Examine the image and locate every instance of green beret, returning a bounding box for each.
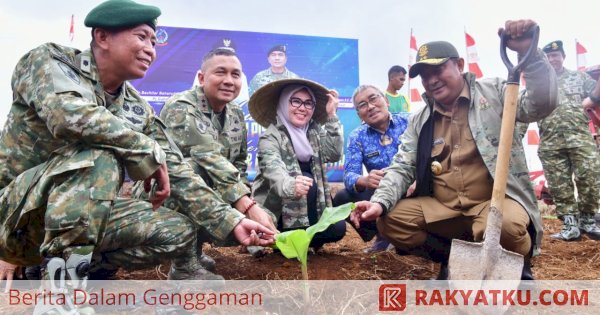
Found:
[543,40,564,55]
[409,41,460,78]
[84,0,161,31]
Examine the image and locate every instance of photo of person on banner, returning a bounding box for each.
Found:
[249,45,300,95]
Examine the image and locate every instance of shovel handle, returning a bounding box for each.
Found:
[500,25,540,83]
[489,85,519,212]
[485,27,539,244]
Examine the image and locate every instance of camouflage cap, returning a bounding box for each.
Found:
[542,40,564,55]
[249,78,330,128]
[268,45,287,56]
[84,0,161,31]
[408,41,460,78]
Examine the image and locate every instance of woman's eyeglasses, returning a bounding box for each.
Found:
[289,97,316,110]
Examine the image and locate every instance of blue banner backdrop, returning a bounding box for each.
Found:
[131,26,360,182]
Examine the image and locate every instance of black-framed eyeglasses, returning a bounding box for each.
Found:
[289,97,316,110]
[356,94,382,111]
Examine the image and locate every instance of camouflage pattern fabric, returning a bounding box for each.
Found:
[0,43,243,266]
[252,117,343,229]
[371,50,558,255]
[539,147,600,218]
[538,68,600,218]
[538,69,597,150]
[88,198,196,271]
[248,68,299,95]
[160,86,250,204]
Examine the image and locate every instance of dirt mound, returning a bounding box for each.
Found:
[116,217,600,280]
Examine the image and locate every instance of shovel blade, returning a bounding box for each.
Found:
[448,239,524,280]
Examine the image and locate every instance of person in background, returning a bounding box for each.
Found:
[249,45,299,95]
[250,78,345,250]
[583,78,600,150]
[540,40,600,241]
[385,65,411,113]
[333,84,410,253]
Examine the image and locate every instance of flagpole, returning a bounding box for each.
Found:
[407,28,412,96]
[69,14,75,44]
[464,26,469,65]
[575,38,579,70]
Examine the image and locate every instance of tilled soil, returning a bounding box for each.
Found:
[116,217,600,281]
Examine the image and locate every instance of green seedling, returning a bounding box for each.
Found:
[273,202,355,313]
[274,202,356,280]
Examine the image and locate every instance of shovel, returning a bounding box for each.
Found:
[448,25,540,280]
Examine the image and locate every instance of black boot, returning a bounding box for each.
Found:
[87,253,119,280]
[396,234,451,280]
[25,265,41,280]
[521,254,534,280]
[436,260,449,280]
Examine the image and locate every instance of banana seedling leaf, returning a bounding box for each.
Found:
[274,203,355,259]
[274,229,310,266]
[273,203,356,279]
[306,202,356,239]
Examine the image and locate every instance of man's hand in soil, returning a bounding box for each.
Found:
[350,201,383,229]
[0,259,22,292]
[233,218,275,246]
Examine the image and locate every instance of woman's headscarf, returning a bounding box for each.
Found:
[276,84,316,162]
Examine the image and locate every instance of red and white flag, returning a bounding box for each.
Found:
[407,29,423,102]
[465,31,483,78]
[576,40,587,71]
[69,15,75,43]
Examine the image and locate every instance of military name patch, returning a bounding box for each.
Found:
[366,151,380,158]
[126,116,143,125]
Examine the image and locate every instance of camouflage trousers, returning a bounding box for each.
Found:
[0,147,196,269]
[539,145,600,218]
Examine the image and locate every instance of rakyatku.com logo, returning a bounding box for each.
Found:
[379,284,407,312]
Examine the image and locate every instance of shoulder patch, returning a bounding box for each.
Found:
[58,62,80,85]
[196,118,208,134]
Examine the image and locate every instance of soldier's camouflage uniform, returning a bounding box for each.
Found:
[160,86,250,204]
[252,117,343,229]
[248,68,299,96]
[537,68,600,219]
[0,43,244,268]
[371,51,558,255]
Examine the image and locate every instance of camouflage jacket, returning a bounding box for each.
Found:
[160,86,250,204]
[0,43,244,242]
[371,51,558,254]
[538,68,596,151]
[248,68,299,95]
[252,117,343,229]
